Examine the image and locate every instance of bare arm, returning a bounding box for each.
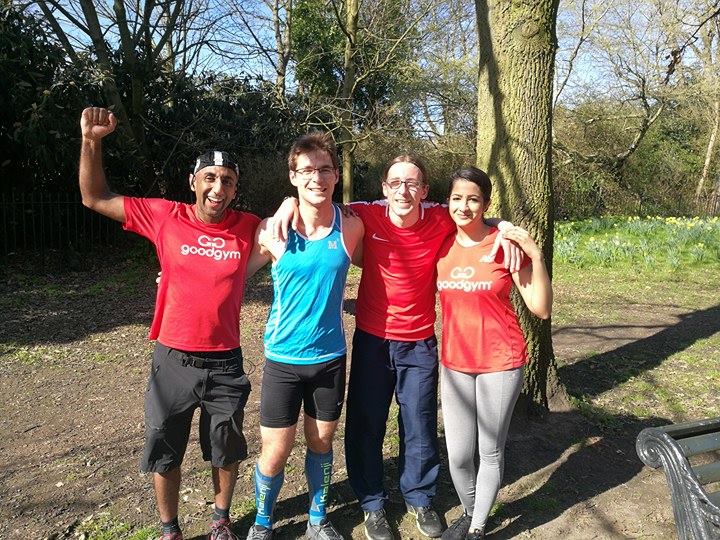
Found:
[341,213,364,267]
[506,227,553,319]
[79,107,125,222]
[246,219,273,279]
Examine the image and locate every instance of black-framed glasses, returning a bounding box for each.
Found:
[294,166,336,178]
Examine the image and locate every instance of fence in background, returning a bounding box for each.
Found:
[0,192,124,255]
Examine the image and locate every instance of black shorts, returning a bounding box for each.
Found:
[141,343,252,473]
[260,356,347,428]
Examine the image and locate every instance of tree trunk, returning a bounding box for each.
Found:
[273,0,292,102]
[711,170,720,215]
[696,99,720,211]
[341,0,359,203]
[474,0,569,413]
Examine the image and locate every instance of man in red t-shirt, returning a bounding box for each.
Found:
[79,107,268,540]
[343,156,450,539]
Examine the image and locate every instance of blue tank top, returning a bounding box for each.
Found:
[264,205,351,364]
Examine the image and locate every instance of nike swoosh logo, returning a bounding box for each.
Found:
[372,233,389,242]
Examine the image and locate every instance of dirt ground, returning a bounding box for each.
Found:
[0,250,686,539]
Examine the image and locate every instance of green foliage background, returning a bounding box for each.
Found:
[0,3,715,221]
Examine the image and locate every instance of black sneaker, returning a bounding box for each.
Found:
[363,509,393,540]
[406,503,443,538]
[441,512,472,540]
[306,518,344,540]
[466,529,484,540]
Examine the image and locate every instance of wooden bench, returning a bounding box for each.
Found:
[636,417,720,539]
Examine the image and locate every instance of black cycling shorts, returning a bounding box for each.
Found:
[259,355,346,428]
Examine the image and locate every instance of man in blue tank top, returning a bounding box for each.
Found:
[246,133,364,540]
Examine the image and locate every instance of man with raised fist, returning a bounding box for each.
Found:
[79,106,268,540]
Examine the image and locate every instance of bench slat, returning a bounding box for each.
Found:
[678,432,720,457]
[663,417,720,439]
[692,462,720,485]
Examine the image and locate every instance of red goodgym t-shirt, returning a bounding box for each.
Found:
[352,201,454,341]
[123,197,260,351]
[436,228,529,373]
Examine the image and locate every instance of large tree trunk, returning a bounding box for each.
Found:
[474,0,569,413]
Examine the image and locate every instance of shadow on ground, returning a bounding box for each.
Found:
[557,303,720,398]
[0,249,274,347]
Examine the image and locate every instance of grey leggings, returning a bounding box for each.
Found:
[440,365,523,531]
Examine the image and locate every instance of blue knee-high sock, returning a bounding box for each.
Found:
[254,463,284,529]
[306,449,333,525]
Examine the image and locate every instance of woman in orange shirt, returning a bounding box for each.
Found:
[437,167,552,539]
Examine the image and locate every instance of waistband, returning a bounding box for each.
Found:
[157,343,243,369]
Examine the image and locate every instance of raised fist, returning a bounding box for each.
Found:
[81,107,117,141]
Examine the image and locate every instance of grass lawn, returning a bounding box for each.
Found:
[553,216,720,426]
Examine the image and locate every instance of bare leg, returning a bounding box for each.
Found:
[213,463,239,510]
[154,468,181,522]
[303,415,338,453]
[258,425,297,476]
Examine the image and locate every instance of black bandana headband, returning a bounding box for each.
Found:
[193,150,240,178]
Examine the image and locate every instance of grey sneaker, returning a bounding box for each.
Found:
[406,503,443,538]
[306,518,343,540]
[246,524,273,540]
[441,512,471,540]
[363,509,393,540]
[466,530,484,540]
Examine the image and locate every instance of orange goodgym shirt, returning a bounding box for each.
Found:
[123,197,260,351]
[436,228,529,373]
[352,201,455,341]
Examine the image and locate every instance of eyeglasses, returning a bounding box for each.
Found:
[294,166,336,178]
[384,179,424,191]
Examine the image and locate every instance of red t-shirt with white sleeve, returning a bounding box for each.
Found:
[436,228,529,373]
[351,201,455,341]
[123,197,260,351]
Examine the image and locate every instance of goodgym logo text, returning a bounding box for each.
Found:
[437,266,492,292]
[180,235,242,261]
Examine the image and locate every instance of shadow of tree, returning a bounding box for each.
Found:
[488,411,670,538]
[558,304,720,398]
[475,305,720,536]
